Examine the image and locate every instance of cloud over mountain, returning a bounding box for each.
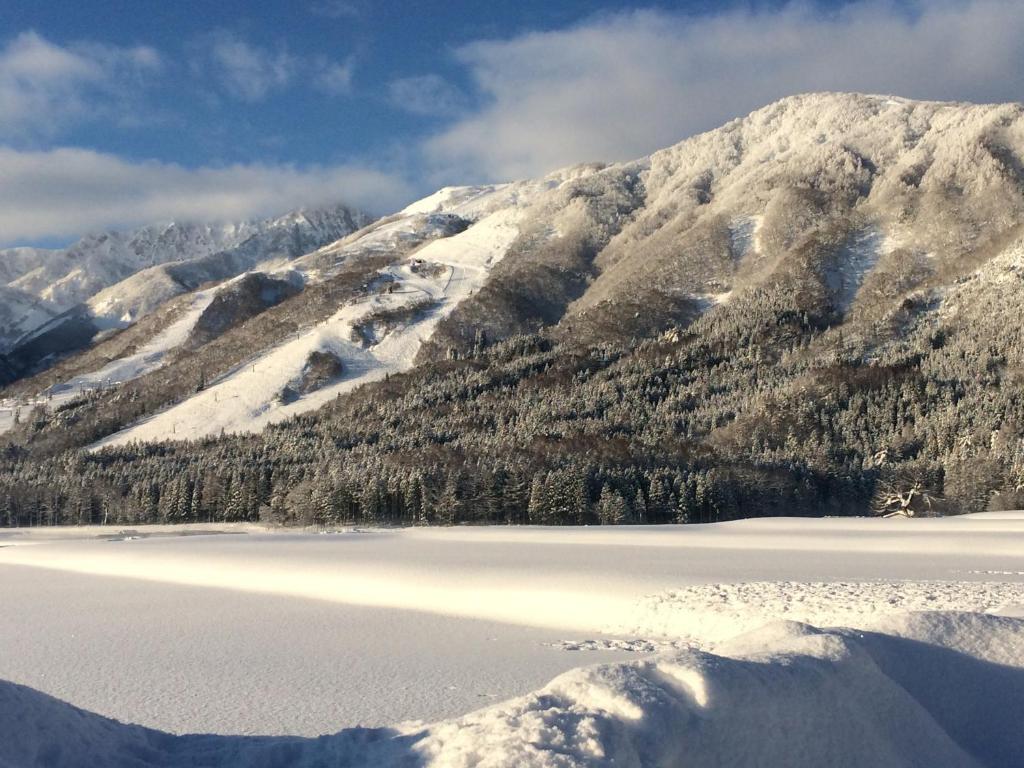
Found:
[0,146,409,242]
[427,0,1024,180]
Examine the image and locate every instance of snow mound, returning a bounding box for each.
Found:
[1,611,1021,767]
[423,613,1022,768]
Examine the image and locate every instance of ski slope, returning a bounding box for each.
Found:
[0,286,223,437]
[48,286,219,398]
[0,513,1023,767]
[92,207,522,445]
[91,170,588,447]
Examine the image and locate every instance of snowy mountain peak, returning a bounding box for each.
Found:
[3,204,370,320]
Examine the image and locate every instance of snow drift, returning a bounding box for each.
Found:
[1,611,1021,767]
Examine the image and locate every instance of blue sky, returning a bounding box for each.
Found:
[1,0,1022,246]
[0,1,756,168]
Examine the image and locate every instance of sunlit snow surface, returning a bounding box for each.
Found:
[0,286,222,437]
[1,514,1023,766]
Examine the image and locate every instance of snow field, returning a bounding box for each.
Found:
[0,564,625,737]
[0,609,1021,766]
[618,579,1024,643]
[2,515,1023,639]
[1,514,1022,766]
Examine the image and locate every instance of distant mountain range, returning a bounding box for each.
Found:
[4,92,1024,524]
[0,205,370,382]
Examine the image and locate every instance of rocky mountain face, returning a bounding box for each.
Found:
[4,93,1024,524]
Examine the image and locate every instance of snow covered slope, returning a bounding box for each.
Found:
[47,286,220,398]
[403,92,1024,352]
[0,286,58,353]
[93,171,587,444]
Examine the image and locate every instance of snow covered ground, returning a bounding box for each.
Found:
[0,564,621,737]
[0,397,48,436]
[1,514,1023,766]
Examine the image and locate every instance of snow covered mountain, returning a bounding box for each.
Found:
[0,286,58,353]
[6,92,1024,457]
[0,247,61,287]
[9,221,260,311]
[84,206,370,326]
[3,205,367,321]
[0,204,369,381]
[430,91,1024,350]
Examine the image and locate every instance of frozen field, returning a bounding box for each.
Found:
[1,515,1023,766]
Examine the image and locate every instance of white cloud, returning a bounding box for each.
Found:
[315,58,355,95]
[388,74,467,117]
[0,146,412,242]
[427,0,1024,181]
[198,32,298,102]
[193,32,355,102]
[0,31,160,138]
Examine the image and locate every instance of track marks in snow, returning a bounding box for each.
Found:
[616,580,1024,643]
